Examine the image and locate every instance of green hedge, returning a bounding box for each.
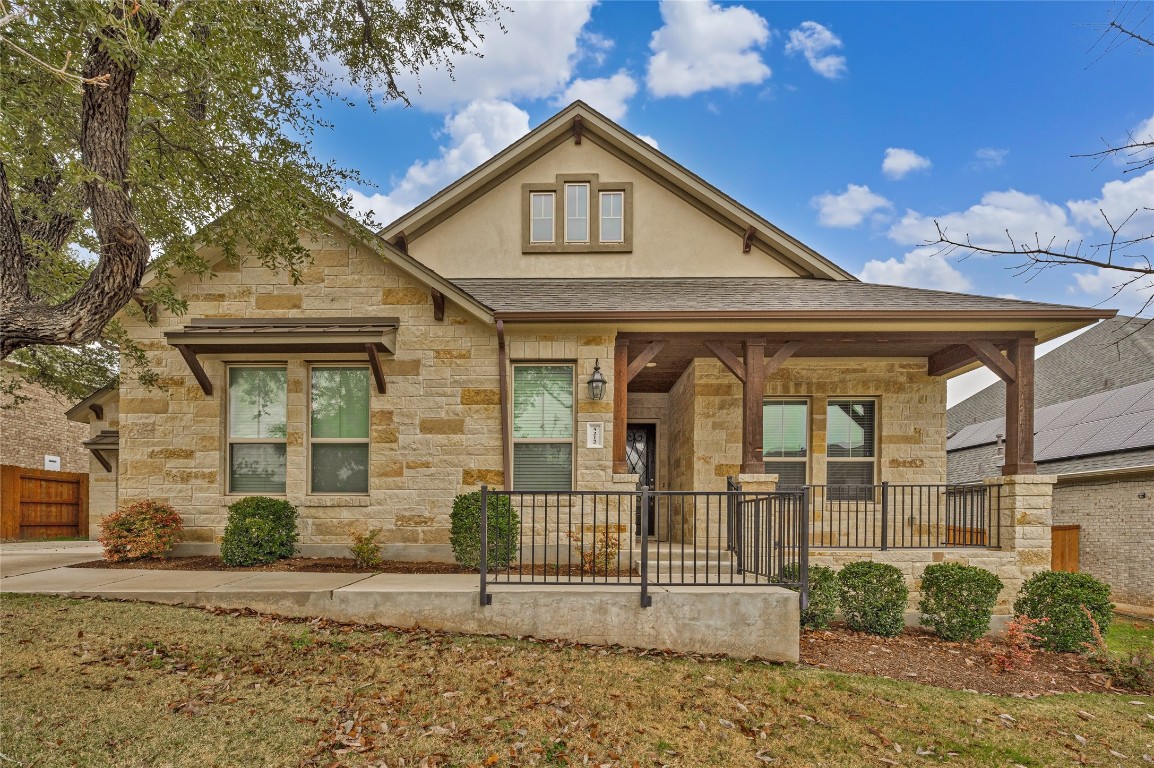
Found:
[1013,571,1114,652]
[781,564,839,630]
[838,561,908,637]
[220,496,298,566]
[918,562,1003,642]
[449,492,519,569]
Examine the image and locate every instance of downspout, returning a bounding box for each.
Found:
[496,319,511,490]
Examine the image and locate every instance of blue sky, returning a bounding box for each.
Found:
[309,1,1153,401]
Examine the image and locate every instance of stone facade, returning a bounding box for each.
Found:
[1052,471,1154,612]
[0,368,89,473]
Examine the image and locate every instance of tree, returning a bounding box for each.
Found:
[928,9,1153,314]
[0,0,504,397]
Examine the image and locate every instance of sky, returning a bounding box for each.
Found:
[307,1,1154,405]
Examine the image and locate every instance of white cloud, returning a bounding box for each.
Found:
[811,184,892,228]
[888,190,1083,251]
[1114,112,1154,168]
[346,100,530,226]
[388,1,596,110]
[637,135,660,149]
[974,147,1008,168]
[784,21,846,79]
[554,71,638,122]
[882,147,931,180]
[1071,267,1154,315]
[646,0,772,98]
[859,249,972,292]
[1067,168,1154,234]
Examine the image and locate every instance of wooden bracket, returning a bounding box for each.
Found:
[742,226,757,254]
[174,345,213,396]
[132,293,158,323]
[91,449,113,473]
[626,340,667,382]
[88,403,104,420]
[927,344,976,378]
[431,289,445,322]
[703,340,746,383]
[764,341,802,377]
[394,231,408,255]
[365,344,387,394]
[966,341,1016,383]
[573,115,584,145]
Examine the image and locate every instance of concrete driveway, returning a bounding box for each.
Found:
[0,540,103,578]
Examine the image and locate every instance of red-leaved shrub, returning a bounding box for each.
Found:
[100,500,184,562]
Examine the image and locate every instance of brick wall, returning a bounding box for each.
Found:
[0,371,89,473]
[1053,472,1154,610]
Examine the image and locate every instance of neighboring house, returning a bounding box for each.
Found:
[1,362,90,473]
[948,317,1154,614]
[69,103,1113,609]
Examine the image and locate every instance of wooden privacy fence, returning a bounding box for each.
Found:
[1051,524,1080,573]
[0,465,88,540]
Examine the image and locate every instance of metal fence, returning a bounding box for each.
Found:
[478,484,808,608]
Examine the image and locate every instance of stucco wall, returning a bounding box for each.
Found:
[1053,472,1154,610]
[0,371,89,473]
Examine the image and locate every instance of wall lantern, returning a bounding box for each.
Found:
[587,359,607,401]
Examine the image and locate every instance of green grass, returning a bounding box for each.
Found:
[1106,616,1154,657]
[1,594,1152,768]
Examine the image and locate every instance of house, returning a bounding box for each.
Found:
[2,362,90,474]
[67,102,1114,609]
[948,317,1154,614]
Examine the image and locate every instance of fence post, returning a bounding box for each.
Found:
[752,486,762,576]
[479,484,492,606]
[640,485,652,608]
[800,487,810,611]
[879,481,889,552]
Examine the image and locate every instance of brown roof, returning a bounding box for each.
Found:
[452,278,1111,319]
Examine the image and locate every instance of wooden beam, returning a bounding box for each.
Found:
[88,403,104,421]
[174,345,213,396]
[742,226,757,254]
[573,114,584,145]
[764,340,802,377]
[613,337,629,474]
[742,339,766,473]
[702,340,746,383]
[1003,337,1037,476]
[431,289,446,322]
[927,344,977,377]
[966,341,1016,383]
[393,231,408,254]
[618,330,1035,344]
[497,320,511,490]
[364,344,387,394]
[626,340,667,382]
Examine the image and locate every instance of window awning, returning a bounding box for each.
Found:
[83,429,119,472]
[164,317,399,396]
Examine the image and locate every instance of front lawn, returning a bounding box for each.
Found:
[1,594,1150,767]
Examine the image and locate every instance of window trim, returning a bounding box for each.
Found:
[510,361,577,491]
[226,363,288,497]
[307,362,371,496]
[762,398,810,488]
[521,175,633,253]
[825,397,879,487]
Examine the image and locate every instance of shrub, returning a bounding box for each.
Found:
[219,496,298,566]
[348,528,384,570]
[100,500,183,562]
[985,615,1048,673]
[918,562,1004,642]
[781,564,839,630]
[1080,607,1154,693]
[1013,571,1114,652]
[449,492,519,569]
[837,561,909,637]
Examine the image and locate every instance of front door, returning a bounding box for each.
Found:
[626,423,657,536]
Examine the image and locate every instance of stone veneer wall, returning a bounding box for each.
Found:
[84,399,119,538]
[626,393,669,490]
[666,363,696,493]
[0,369,90,473]
[1053,472,1154,611]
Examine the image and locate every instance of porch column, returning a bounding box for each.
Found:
[613,337,629,474]
[1003,336,1037,475]
[741,339,766,474]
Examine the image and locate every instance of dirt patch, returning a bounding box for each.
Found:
[799,625,1128,696]
[69,556,471,574]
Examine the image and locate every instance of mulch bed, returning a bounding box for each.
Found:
[799,626,1130,697]
[70,556,471,574]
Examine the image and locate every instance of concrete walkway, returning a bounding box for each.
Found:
[0,545,800,661]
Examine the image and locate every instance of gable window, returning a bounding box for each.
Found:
[512,364,574,491]
[228,366,287,494]
[600,191,624,243]
[529,192,555,243]
[564,183,589,243]
[827,399,877,488]
[763,399,808,490]
[310,366,370,494]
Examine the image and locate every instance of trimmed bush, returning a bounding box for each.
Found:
[348,528,384,570]
[100,500,183,562]
[918,562,1003,642]
[838,561,909,637]
[781,564,839,630]
[1013,571,1114,653]
[450,491,519,569]
[220,496,298,566]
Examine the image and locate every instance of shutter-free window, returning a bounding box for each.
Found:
[827,399,876,490]
[565,183,589,243]
[512,364,574,490]
[310,366,370,494]
[530,192,554,243]
[228,366,287,494]
[599,191,624,243]
[763,400,808,490]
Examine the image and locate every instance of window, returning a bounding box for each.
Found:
[763,400,808,489]
[826,399,877,487]
[529,192,554,243]
[228,366,287,494]
[599,191,624,242]
[512,364,574,491]
[565,183,589,243]
[310,366,370,494]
